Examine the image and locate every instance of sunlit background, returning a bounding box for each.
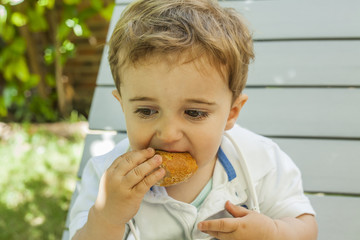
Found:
[0,0,114,239]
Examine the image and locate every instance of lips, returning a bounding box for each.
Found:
[155,149,187,153]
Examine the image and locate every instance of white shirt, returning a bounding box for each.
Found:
[69,124,315,239]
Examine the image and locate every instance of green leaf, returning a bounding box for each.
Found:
[100,3,115,21]
[0,4,7,24]
[7,0,25,6]
[44,46,54,65]
[3,85,18,107]
[63,0,80,5]
[61,39,74,52]
[78,23,91,37]
[27,74,40,88]
[27,8,48,31]
[73,23,82,36]
[37,0,55,9]
[0,24,15,41]
[0,47,12,69]
[65,18,76,28]
[90,0,102,10]
[15,57,30,82]
[10,12,27,27]
[10,37,26,54]
[78,8,96,20]
[45,73,55,87]
[57,22,71,41]
[4,62,14,80]
[0,96,8,117]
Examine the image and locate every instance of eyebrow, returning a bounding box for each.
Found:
[186,99,217,106]
[129,97,157,102]
[128,96,216,106]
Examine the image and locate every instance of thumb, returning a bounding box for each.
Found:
[225,201,250,218]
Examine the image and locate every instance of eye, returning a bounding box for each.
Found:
[134,108,158,118]
[185,110,209,120]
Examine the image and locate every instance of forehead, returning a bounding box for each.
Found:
[119,54,231,101]
[119,51,228,85]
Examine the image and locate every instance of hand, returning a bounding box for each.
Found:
[198,201,278,240]
[93,148,165,226]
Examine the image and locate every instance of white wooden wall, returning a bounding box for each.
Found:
[63,1,360,239]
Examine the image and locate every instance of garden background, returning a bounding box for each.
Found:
[0,0,114,239]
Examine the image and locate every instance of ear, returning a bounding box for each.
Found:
[112,90,124,111]
[225,94,248,130]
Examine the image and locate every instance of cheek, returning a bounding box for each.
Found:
[128,132,150,150]
[193,129,224,165]
[125,120,152,150]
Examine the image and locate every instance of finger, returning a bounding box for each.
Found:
[110,148,155,175]
[124,154,163,186]
[133,166,166,194]
[201,230,232,240]
[198,218,238,233]
[225,201,250,218]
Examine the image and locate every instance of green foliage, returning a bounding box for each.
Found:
[0,122,84,239]
[0,0,114,122]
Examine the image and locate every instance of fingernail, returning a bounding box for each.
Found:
[227,200,234,206]
[158,167,165,175]
[197,222,203,230]
[154,154,162,162]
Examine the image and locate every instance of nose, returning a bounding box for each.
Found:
[156,116,183,144]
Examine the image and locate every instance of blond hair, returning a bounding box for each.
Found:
[108,0,254,99]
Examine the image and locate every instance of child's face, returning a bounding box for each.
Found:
[113,56,247,171]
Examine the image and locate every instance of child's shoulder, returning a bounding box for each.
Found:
[224,124,292,181]
[227,124,278,151]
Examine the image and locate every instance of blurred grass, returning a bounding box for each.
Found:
[0,122,85,240]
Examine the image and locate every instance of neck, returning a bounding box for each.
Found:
[165,156,216,203]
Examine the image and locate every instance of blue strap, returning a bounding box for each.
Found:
[218,147,237,181]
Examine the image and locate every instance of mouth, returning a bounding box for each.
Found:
[155,149,188,154]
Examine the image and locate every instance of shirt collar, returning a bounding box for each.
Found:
[217,147,237,181]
